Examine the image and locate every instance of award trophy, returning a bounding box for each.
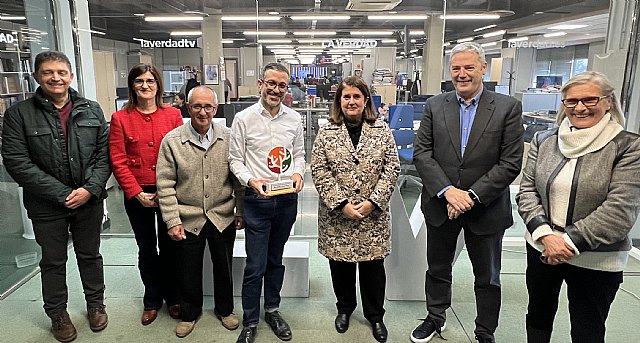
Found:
[263,146,296,195]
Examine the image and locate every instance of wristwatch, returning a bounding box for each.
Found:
[467,190,479,204]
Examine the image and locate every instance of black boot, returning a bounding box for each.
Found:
[526,324,552,343]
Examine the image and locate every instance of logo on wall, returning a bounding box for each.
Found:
[322,39,378,49]
[137,38,199,48]
[267,146,292,174]
[0,32,17,44]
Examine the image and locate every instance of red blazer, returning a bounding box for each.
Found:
[109,105,183,199]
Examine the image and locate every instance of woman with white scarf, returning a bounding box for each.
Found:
[516,71,640,343]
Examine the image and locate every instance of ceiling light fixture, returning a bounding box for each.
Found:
[292,31,336,36]
[145,15,203,22]
[473,24,497,32]
[410,31,425,36]
[297,38,327,43]
[350,31,394,36]
[548,24,588,30]
[77,28,106,35]
[170,31,202,36]
[543,31,567,38]
[257,39,292,43]
[368,14,428,20]
[290,15,350,21]
[244,31,287,36]
[482,30,506,38]
[268,11,280,15]
[457,37,474,43]
[440,14,500,20]
[221,16,280,21]
[507,36,529,42]
[0,15,26,20]
[221,40,234,44]
[481,42,497,47]
[380,39,398,43]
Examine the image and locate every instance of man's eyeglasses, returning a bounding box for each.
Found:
[134,78,157,86]
[189,104,217,113]
[262,79,288,91]
[561,96,608,108]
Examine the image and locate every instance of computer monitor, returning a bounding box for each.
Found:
[495,85,510,95]
[441,81,455,93]
[536,75,563,89]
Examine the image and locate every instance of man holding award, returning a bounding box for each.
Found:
[229,63,305,343]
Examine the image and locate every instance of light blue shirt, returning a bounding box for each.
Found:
[456,89,483,157]
[188,121,214,150]
[437,89,484,201]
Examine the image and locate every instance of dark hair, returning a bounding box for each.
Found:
[176,93,185,101]
[329,76,377,125]
[261,63,290,79]
[34,51,72,74]
[125,63,164,111]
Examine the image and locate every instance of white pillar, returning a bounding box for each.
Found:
[421,16,445,95]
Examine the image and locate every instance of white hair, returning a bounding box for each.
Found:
[187,85,218,104]
[450,42,486,64]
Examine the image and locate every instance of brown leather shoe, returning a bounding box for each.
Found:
[168,304,181,319]
[51,311,77,342]
[87,305,108,332]
[141,309,158,326]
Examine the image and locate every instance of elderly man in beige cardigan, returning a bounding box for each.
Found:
[157,86,244,338]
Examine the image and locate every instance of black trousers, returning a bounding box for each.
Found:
[123,185,179,310]
[32,200,105,318]
[526,244,622,343]
[328,258,386,323]
[176,220,236,322]
[425,220,504,339]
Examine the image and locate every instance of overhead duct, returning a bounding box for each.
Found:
[345,0,402,12]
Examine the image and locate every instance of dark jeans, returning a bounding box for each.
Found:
[176,221,236,322]
[32,200,105,318]
[123,185,179,310]
[425,220,504,339]
[329,259,386,323]
[241,188,298,327]
[526,244,622,343]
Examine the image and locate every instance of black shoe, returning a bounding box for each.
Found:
[236,326,257,343]
[410,318,446,343]
[475,335,496,343]
[265,311,292,341]
[334,313,350,333]
[371,322,388,342]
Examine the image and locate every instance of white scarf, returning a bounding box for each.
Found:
[558,112,623,158]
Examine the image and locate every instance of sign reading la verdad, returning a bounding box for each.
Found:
[136,38,199,48]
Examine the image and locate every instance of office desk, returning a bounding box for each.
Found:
[522,112,556,124]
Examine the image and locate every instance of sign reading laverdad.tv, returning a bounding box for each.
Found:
[137,38,199,48]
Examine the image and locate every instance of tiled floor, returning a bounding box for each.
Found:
[2,172,640,342]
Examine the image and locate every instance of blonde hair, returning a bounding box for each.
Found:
[556,71,625,126]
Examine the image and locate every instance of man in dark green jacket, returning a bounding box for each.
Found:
[1,51,110,342]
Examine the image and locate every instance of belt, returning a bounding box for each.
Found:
[551,224,565,232]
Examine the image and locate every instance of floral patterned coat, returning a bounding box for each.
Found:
[311,119,400,262]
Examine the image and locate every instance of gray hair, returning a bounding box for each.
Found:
[187,85,218,105]
[450,42,486,64]
[261,62,289,79]
[556,71,624,126]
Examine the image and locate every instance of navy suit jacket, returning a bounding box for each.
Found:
[413,90,524,234]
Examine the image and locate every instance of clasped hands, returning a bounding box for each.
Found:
[342,200,374,220]
[539,235,575,265]
[444,187,475,219]
[135,191,158,207]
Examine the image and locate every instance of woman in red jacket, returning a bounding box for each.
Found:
[109,64,184,325]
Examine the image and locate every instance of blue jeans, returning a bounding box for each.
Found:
[241,188,298,326]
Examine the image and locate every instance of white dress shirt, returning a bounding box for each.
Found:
[228,101,305,186]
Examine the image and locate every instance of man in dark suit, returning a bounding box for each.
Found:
[410,42,524,343]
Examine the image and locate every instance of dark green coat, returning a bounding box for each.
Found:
[1,87,110,220]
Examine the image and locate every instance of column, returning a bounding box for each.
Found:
[421,15,445,95]
[202,10,224,101]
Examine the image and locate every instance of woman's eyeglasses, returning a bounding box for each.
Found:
[561,96,608,108]
[134,78,157,86]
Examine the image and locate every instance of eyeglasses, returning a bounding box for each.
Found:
[561,96,608,108]
[134,78,157,86]
[189,104,217,113]
[262,79,288,91]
